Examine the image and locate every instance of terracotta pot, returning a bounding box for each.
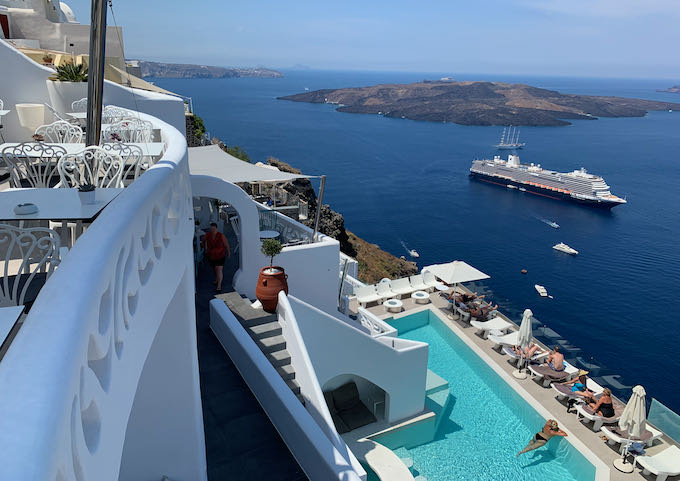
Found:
[255,266,288,312]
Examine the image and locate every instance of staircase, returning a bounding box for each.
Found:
[218,292,304,403]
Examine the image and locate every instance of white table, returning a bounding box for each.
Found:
[259,230,280,240]
[435,283,449,292]
[0,142,165,157]
[0,188,123,222]
[384,298,403,313]
[0,110,9,142]
[66,112,87,119]
[411,291,430,304]
[0,306,24,347]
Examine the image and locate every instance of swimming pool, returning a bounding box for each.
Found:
[378,308,597,481]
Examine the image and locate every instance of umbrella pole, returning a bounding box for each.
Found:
[613,442,634,473]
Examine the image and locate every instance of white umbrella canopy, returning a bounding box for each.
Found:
[422,261,490,285]
[619,385,648,438]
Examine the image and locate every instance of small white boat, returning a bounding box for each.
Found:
[535,284,548,297]
[553,242,578,255]
[519,187,526,192]
[409,249,420,258]
[507,184,518,189]
[549,221,560,229]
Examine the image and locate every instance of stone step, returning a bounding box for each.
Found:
[286,378,301,396]
[266,349,292,368]
[255,334,286,354]
[276,364,296,381]
[247,321,282,340]
[240,314,278,328]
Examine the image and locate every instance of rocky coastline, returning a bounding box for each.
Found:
[279,80,680,126]
[138,60,283,79]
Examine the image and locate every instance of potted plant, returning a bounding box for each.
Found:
[46,62,89,114]
[77,183,96,204]
[42,55,54,65]
[255,239,288,312]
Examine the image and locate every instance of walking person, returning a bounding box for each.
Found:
[517,419,567,457]
[201,222,230,292]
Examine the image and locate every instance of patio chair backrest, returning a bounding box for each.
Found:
[354,285,376,298]
[376,281,393,296]
[392,277,411,291]
[57,146,125,189]
[0,224,61,307]
[35,120,83,143]
[102,119,153,143]
[100,143,144,182]
[410,274,424,286]
[1,142,67,188]
[43,103,67,122]
[423,270,437,285]
[101,105,134,124]
[71,97,88,112]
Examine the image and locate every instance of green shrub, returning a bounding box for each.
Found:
[50,63,88,82]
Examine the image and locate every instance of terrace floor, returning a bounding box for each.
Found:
[351,290,679,481]
[194,224,307,481]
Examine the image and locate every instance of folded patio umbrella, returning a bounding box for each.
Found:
[619,385,647,438]
[517,309,533,371]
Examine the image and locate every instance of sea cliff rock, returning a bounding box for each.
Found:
[279,81,680,126]
[138,60,283,79]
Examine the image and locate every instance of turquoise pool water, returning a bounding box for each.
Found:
[378,309,596,481]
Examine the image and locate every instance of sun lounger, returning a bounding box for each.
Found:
[354,285,382,308]
[422,270,444,289]
[375,281,397,300]
[390,277,415,298]
[574,397,625,431]
[488,330,519,349]
[529,361,578,387]
[600,424,663,448]
[634,445,680,481]
[552,378,603,401]
[470,316,513,338]
[409,274,430,292]
[502,346,549,366]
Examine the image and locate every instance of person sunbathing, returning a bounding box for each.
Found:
[517,419,567,457]
[587,388,616,418]
[468,304,498,319]
[513,342,542,361]
[546,346,564,371]
[447,291,485,303]
[561,370,595,401]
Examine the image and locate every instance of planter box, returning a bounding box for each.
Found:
[46,80,88,115]
[78,189,96,205]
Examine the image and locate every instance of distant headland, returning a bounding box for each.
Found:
[137,60,283,79]
[278,81,680,126]
[660,85,680,93]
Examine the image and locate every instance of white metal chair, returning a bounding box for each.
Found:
[0,224,61,308]
[102,119,153,143]
[71,97,88,112]
[57,146,125,189]
[1,142,67,188]
[43,102,68,122]
[35,120,83,143]
[101,105,134,124]
[100,142,144,183]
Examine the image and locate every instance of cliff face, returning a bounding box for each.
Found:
[279,81,680,126]
[266,157,417,283]
[137,60,283,79]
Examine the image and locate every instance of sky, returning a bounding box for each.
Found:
[65,0,680,79]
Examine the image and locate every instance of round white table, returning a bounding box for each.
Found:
[259,230,280,240]
[411,290,429,304]
[383,299,403,313]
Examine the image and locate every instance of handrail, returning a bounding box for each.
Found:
[0,111,193,480]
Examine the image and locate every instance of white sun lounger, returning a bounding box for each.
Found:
[375,281,397,300]
[634,445,680,481]
[354,285,382,307]
[501,346,549,366]
[422,270,444,289]
[529,361,579,387]
[390,277,415,298]
[470,316,513,338]
[409,274,430,292]
[574,398,624,430]
[600,424,663,448]
[488,330,519,348]
[551,377,604,401]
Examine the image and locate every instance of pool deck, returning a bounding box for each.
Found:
[352,290,680,481]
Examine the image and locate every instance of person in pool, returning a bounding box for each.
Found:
[587,387,616,418]
[546,346,564,371]
[517,419,568,457]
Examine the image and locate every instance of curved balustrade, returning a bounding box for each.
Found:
[0,112,197,481]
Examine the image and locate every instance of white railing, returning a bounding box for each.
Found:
[0,113,199,481]
[209,298,364,481]
[258,205,312,245]
[356,308,398,338]
[339,252,359,279]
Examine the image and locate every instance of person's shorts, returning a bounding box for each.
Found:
[209,256,225,268]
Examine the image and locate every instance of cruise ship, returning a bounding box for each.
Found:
[470,154,627,208]
[2,2,679,481]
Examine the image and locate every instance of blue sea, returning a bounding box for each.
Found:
[151,71,680,413]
